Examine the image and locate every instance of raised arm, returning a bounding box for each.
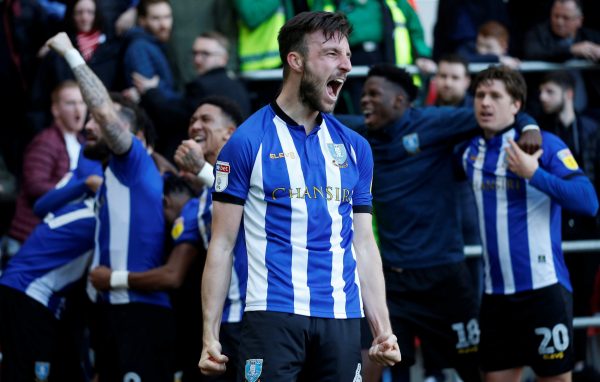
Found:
[353,212,401,367]
[46,32,132,155]
[199,200,243,376]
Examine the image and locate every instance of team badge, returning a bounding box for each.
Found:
[34,361,50,382]
[557,148,579,170]
[244,359,263,382]
[402,133,420,154]
[171,217,184,240]
[327,143,348,168]
[215,161,230,192]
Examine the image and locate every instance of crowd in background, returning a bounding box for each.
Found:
[0,0,600,381]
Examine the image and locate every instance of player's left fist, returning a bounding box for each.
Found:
[45,32,75,56]
[89,265,112,291]
[369,334,402,367]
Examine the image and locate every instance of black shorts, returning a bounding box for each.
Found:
[0,286,59,381]
[237,312,361,382]
[91,303,175,382]
[375,261,480,371]
[202,322,242,382]
[480,283,574,377]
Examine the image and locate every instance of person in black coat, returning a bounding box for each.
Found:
[134,31,251,157]
[523,0,600,111]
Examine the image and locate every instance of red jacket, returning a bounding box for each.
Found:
[9,124,71,242]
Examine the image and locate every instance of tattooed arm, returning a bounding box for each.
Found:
[46,32,132,155]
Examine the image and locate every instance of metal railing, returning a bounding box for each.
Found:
[240,60,600,80]
[465,240,600,328]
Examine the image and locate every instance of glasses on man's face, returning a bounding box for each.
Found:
[192,50,222,58]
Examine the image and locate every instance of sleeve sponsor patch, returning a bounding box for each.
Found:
[215,161,230,192]
[171,216,184,240]
[556,148,579,170]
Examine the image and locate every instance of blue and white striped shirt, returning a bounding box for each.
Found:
[87,137,169,308]
[463,128,598,295]
[212,103,373,319]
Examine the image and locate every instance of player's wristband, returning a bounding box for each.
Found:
[197,163,215,187]
[522,124,540,132]
[110,270,129,289]
[65,48,85,68]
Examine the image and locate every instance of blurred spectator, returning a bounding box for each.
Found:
[429,54,472,107]
[233,0,305,110]
[7,81,86,253]
[316,0,435,113]
[166,0,238,87]
[134,31,250,156]
[537,71,600,381]
[0,0,57,177]
[122,0,176,101]
[524,0,600,62]
[432,0,509,61]
[524,0,600,110]
[457,21,520,68]
[29,0,124,133]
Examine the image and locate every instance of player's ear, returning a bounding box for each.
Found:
[288,51,303,73]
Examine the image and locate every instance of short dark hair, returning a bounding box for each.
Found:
[367,63,419,102]
[109,92,157,148]
[541,71,575,91]
[163,173,194,197]
[51,80,79,104]
[472,66,527,108]
[437,54,470,76]
[197,96,245,127]
[137,0,170,18]
[278,11,353,78]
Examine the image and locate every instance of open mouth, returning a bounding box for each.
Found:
[326,78,344,99]
[192,135,205,143]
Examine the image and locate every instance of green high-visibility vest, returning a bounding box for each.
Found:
[238,6,285,72]
[385,0,412,66]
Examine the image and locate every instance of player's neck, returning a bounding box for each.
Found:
[276,86,319,134]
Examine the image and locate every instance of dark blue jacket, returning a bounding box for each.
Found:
[123,27,177,99]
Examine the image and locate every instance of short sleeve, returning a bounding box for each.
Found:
[171,202,201,245]
[212,130,256,204]
[109,136,149,185]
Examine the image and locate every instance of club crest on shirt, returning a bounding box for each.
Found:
[327,143,348,168]
[215,161,230,192]
[34,361,50,382]
[245,359,263,382]
[557,148,579,170]
[402,133,420,154]
[171,217,184,240]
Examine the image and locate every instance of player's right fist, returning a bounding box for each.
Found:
[199,341,228,376]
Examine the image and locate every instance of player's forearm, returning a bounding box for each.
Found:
[358,246,393,338]
[530,169,599,216]
[70,64,132,154]
[201,246,234,345]
[127,267,182,291]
